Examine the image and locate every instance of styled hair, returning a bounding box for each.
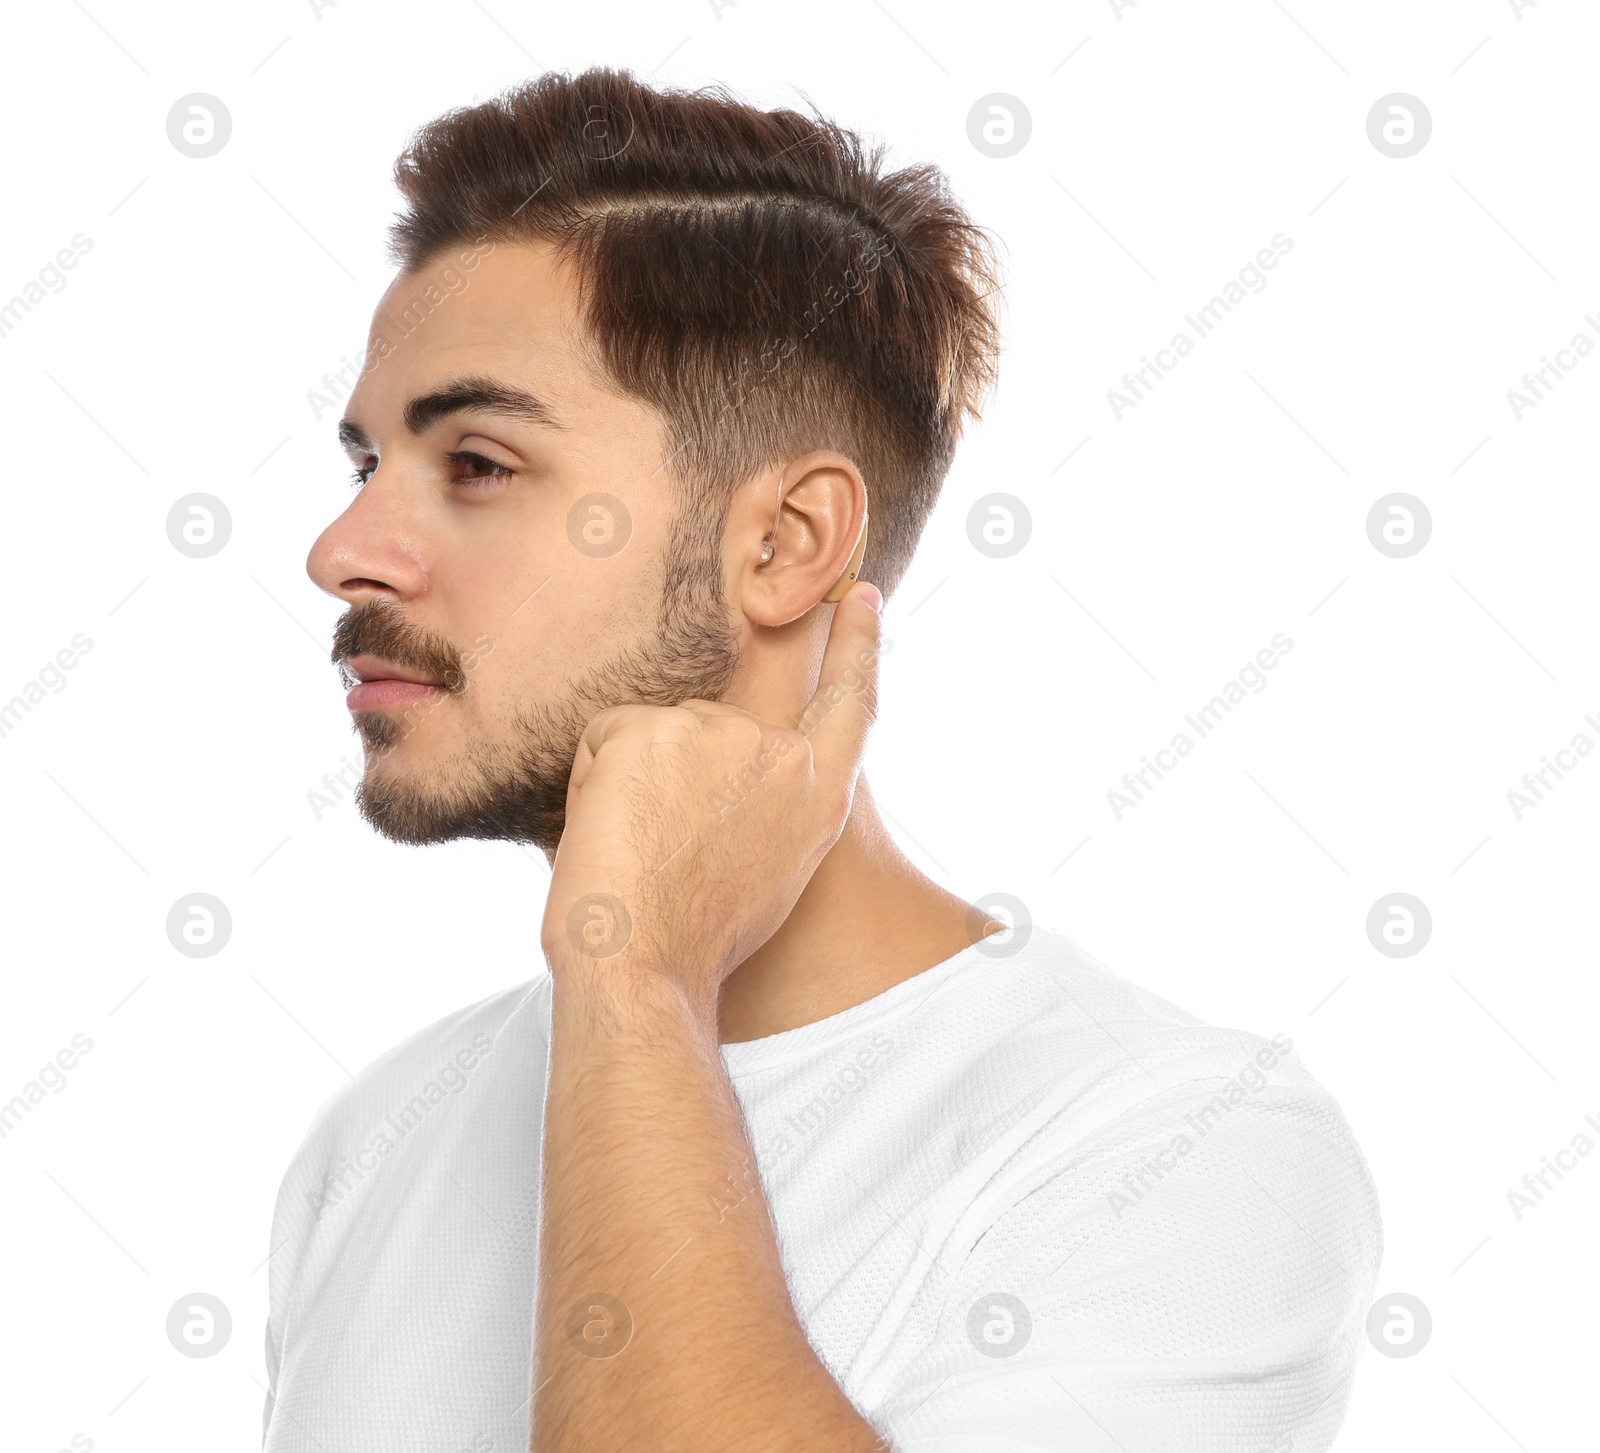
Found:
[388,68,1002,600]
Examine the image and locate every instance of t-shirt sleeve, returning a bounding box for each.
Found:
[869,1073,1382,1453]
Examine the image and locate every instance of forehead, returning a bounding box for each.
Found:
[357,240,602,414]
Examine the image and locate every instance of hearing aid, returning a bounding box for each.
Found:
[821,503,869,603]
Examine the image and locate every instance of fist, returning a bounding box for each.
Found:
[540,584,884,1015]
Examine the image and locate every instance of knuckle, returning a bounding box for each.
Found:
[652,705,702,736]
[821,780,852,824]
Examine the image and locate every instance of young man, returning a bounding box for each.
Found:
[266,68,1381,1453]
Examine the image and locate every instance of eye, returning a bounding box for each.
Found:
[445,449,514,492]
[349,462,376,490]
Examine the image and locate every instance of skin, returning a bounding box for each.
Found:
[306,239,1001,1451]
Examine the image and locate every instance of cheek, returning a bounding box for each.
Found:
[460,614,580,721]
[478,574,663,723]
[433,461,679,693]
[441,489,663,620]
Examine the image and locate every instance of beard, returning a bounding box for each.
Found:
[331,506,742,853]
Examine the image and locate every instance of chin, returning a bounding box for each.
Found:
[351,707,436,761]
[352,748,568,853]
[354,781,549,848]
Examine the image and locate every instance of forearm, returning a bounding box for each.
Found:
[530,960,884,1453]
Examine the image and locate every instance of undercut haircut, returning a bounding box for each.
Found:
[387,68,1003,601]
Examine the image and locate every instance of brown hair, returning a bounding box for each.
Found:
[388,67,1002,601]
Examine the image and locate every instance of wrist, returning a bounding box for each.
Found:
[546,948,718,1040]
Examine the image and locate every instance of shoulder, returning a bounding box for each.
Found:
[963,926,1379,1243]
[929,927,1333,1143]
[265,973,550,1296]
[293,972,549,1157]
[877,930,1383,1448]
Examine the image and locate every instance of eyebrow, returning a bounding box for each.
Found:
[337,374,564,453]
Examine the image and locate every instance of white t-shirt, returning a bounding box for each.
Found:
[264,926,1381,1452]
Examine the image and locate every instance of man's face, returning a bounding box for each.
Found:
[306,240,741,852]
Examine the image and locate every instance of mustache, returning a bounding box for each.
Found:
[331,599,469,693]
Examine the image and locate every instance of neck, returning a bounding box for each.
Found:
[714,775,996,1044]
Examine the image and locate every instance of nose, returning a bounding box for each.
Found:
[305,476,430,608]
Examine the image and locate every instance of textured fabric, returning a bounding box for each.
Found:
[263,927,1381,1451]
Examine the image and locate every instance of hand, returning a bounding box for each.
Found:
[540,583,884,1018]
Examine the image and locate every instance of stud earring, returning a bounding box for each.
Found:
[759,534,775,564]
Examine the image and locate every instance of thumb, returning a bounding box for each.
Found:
[799,580,884,783]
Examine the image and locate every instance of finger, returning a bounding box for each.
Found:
[567,700,750,801]
[671,698,757,720]
[565,702,650,798]
[797,579,883,785]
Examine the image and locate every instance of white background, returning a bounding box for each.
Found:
[1,0,1594,1448]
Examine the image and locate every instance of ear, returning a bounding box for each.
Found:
[731,451,869,628]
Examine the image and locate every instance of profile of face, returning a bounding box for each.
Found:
[306,242,746,853]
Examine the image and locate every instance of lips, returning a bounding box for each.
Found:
[343,654,444,688]
[341,654,449,713]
